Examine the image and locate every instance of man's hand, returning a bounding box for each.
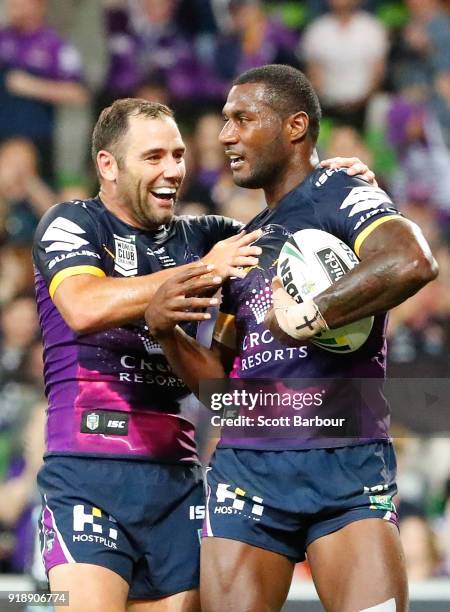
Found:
[145,264,222,339]
[202,229,262,279]
[264,277,328,343]
[320,157,378,187]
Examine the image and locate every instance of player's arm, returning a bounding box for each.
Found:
[51,230,261,334]
[266,217,438,342]
[315,217,438,327]
[144,265,235,396]
[34,203,262,334]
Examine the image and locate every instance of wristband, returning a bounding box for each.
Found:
[272,287,329,341]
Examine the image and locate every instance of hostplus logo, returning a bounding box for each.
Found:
[72,505,118,549]
[214,483,264,520]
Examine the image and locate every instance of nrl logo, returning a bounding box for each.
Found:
[86,413,99,431]
[114,234,137,276]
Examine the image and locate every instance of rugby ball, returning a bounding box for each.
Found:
[277,229,373,353]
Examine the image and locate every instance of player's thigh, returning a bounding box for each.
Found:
[127,589,200,612]
[49,562,129,612]
[200,537,294,612]
[307,518,408,612]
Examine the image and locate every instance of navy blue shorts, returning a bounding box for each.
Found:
[38,456,204,599]
[203,442,398,562]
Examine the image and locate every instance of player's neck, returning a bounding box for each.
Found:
[264,156,315,209]
[99,189,159,231]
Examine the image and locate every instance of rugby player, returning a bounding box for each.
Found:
[144,65,438,612]
[33,96,380,612]
[32,98,263,612]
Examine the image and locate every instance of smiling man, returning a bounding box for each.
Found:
[32,98,264,612]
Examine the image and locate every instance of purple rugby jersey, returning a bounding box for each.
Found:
[214,168,403,450]
[33,197,240,461]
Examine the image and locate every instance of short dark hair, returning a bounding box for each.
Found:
[91,98,174,169]
[233,64,322,144]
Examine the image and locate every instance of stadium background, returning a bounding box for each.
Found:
[0,0,449,609]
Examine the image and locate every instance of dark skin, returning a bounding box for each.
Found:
[145,82,438,612]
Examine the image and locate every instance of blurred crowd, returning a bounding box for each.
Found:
[0,0,449,586]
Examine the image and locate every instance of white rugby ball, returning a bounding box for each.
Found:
[277,229,373,353]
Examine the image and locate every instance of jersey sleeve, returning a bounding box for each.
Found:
[33,201,105,299]
[314,170,403,257]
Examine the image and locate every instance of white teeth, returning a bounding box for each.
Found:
[152,187,176,195]
[229,155,242,161]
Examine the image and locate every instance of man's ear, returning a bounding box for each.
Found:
[97,150,119,182]
[286,111,309,143]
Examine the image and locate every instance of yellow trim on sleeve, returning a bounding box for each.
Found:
[354,215,403,258]
[213,312,237,349]
[49,265,106,299]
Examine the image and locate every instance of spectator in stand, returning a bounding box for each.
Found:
[386,92,450,214]
[0,0,89,183]
[301,0,388,130]
[399,513,444,580]
[214,0,299,82]
[394,0,450,145]
[323,125,374,168]
[0,400,45,573]
[0,138,55,246]
[0,295,39,387]
[181,112,226,211]
[388,204,450,378]
[99,0,141,107]
[128,0,224,107]
[0,246,33,305]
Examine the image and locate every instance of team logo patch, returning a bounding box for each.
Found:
[81,411,129,435]
[41,217,89,252]
[114,234,138,276]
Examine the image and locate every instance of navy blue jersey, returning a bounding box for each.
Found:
[33,196,241,461]
[214,168,402,450]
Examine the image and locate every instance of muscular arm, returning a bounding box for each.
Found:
[53,230,262,334]
[314,218,438,328]
[53,266,195,333]
[266,217,438,342]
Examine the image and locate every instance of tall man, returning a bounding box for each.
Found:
[145,65,438,612]
[32,98,263,612]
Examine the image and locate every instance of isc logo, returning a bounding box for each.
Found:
[107,420,126,428]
